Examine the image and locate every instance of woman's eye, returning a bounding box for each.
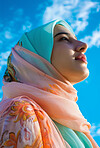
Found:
[59,37,69,41]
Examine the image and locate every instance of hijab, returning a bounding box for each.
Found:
[17,19,75,63]
[2,19,99,147]
[3,19,91,133]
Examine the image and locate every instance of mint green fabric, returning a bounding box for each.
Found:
[18,19,93,147]
[18,19,75,63]
[53,121,93,148]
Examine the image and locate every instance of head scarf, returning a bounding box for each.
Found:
[3,19,91,134]
[2,19,99,147]
[17,19,75,63]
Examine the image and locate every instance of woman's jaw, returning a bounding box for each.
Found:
[51,24,89,85]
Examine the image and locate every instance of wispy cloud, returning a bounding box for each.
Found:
[90,123,100,137]
[0,8,33,50]
[80,24,100,48]
[96,4,100,12]
[22,20,32,31]
[72,1,99,34]
[43,0,79,23]
[5,31,13,39]
[43,0,99,34]
[0,51,10,70]
[0,8,34,72]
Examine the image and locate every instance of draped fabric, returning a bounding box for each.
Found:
[0,96,69,148]
[3,45,91,133]
[0,19,99,147]
[17,19,75,63]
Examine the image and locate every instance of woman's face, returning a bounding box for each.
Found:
[51,25,89,85]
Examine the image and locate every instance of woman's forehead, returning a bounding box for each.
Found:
[54,24,76,39]
[54,25,70,34]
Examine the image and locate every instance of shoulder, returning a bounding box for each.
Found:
[0,95,67,148]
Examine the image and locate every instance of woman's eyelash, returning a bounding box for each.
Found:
[59,37,69,41]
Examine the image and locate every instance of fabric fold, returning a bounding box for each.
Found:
[2,45,91,133]
[1,19,99,147]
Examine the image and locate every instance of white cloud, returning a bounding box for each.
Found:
[22,21,32,31]
[0,8,34,71]
[43,0,99,34]
[97,129,100,135]
[5,31,13,39]
[0,51,10,70]
[71,1,98,34]
[0,51,10,59]
[96,4,100,12]
[90,123,100,137]
[43,0,78,23]
[72,20,88,34]
[80,25,100,48]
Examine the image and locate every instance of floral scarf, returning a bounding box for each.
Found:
[0,19,99,147]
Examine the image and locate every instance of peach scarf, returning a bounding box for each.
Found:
[1,45,99,147]
[3,45,91,133]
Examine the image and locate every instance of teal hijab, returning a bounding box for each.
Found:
[17,19,93,147]
[17,19,75,63]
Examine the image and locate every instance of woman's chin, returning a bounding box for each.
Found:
[64,67,89,85]
[71,69,89,84]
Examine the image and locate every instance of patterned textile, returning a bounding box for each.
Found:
[0,96,68,148]
[0,19,99,147]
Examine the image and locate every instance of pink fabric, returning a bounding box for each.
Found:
[2,45,91,133]
[0,96,69,148]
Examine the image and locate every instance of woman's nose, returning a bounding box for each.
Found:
[75,40,88,53]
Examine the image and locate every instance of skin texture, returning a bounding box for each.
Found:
[51,25,89,85]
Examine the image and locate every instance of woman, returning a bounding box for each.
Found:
[0,20,99,148]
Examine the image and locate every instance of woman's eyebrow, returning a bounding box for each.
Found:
[54,32,77,39]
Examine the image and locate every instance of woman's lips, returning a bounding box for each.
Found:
[75,54,87,64]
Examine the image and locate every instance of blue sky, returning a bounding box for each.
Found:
[0,0,100,145]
